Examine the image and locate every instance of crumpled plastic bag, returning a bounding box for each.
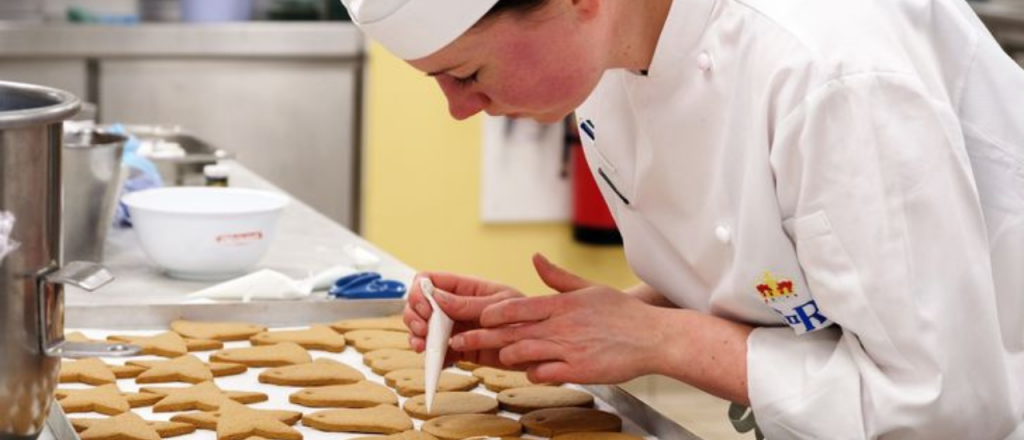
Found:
[0,211,19,264]
[107,124,164,228]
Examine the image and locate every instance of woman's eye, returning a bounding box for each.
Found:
[452,71,479,87]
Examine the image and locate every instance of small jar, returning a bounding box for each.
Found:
[203,163,230,187]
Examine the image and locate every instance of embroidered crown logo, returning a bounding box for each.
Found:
[756,272,796,302]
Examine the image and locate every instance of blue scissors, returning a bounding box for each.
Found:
[328,272,406,299]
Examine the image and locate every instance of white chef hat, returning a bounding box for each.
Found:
[341,0,502,60]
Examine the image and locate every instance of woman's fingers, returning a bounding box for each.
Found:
[451,323,543,352]
[532,253,593,293]
[526,361,576,384]
[479,295,563,328]
[499,339,565,367]
[434,288,521,321]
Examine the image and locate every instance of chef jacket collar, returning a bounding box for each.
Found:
[643,0,717,78]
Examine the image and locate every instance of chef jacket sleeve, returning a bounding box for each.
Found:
[752,72,1020,439]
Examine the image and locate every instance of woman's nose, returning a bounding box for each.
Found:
[437,78,489,120]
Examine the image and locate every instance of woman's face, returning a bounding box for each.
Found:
[408,0,608,123]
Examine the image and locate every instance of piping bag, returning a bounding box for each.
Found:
[420,277,454,414]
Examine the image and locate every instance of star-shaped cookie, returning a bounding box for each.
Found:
[60,358,118,385]
[107,332,189,358]
[140,381,268,413]
[55,384,160,415]
[174,400,302,440]
[71,412,196,440]
[127,355,247,384]
[170,402,302,430]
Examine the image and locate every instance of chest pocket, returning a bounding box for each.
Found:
[578,118,636,208]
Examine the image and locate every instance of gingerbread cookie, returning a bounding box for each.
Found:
[302,404,413,435]
[454,361,482,372]
[350,432,438,440]
[171,406,301,430]
[177,400,302,440]
[345,330,410,352]
[60,358,117,385]
[289,381,397,408]
[210,342,312,367]
[384,369,479,397]
[363,349,424,375]
[402,392,498,420]
[520,407,622,437]
[553,434,644,440]
[421,414,522,440]
[171,320,266,341]
[140,381,267,413]
[71,413,196,440]
[472,367,549,392]
[259,358,364,387]
[250,326,347,352]
[184,338,224,352]
[330,315,409,334]
[497,386,594,413]
[55,384,159,415]
[128,356,247,383]
[107,332,189,358]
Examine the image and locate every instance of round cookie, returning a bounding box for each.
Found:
[403,392,499,420]
[421,414,522,440]
[384,369,480,397]
[520,407,622,437]
[553,433,645,440]
[364,349,425,375]
[345,330,411,352]
[290,381,398,408]
[472,367,548,392]
[497,386,594,414]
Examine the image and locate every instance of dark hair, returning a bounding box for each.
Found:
[483,0,551,19]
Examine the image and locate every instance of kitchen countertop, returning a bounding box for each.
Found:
[65,161,414,306]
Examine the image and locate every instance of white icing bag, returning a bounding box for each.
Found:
[420,277,453,414]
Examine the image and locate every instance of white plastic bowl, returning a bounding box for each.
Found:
[122,187,290,280]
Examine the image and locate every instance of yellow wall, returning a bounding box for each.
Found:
[362,44,638,294]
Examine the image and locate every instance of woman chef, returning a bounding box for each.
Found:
[340,0,1024,438]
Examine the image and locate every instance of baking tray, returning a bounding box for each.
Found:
[52,300,703,440]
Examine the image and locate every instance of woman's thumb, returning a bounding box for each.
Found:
[532,253,593,293]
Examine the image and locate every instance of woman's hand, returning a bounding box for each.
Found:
[450,254,670,384]
[403,271,523,366]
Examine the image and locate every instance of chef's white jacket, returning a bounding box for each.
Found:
[574,0,1024,438]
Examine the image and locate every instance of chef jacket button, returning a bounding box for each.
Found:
[715,224,732,244]
[697,52,714,72]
